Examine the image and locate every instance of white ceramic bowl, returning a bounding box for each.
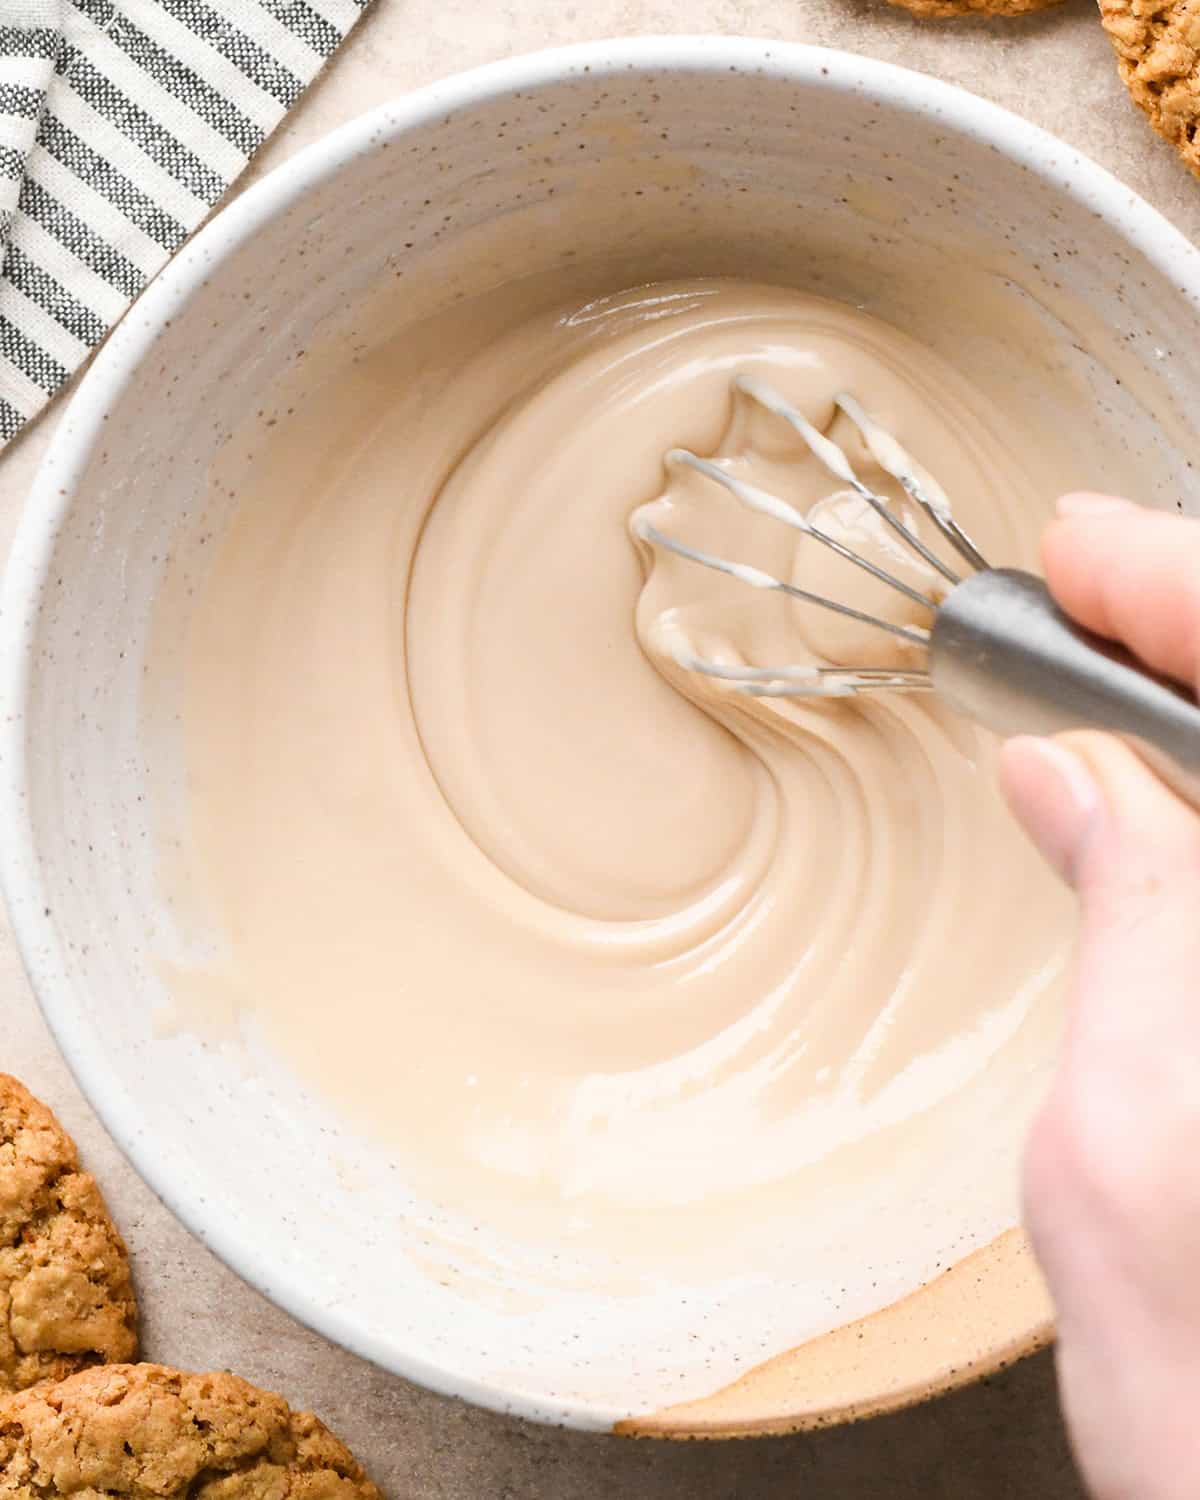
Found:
[4,37,1200,1436]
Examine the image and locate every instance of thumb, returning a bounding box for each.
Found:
[1000,732,1200,1025]
[1006,734,1200,1500]
[996,736,1102,886]
[1003,733,1200,1285]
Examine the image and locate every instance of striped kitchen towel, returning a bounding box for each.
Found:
[0,0,371,449]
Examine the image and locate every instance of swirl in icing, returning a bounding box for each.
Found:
[166,278,1073,1329]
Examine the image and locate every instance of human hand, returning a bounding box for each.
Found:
[1000,493,1200,1500]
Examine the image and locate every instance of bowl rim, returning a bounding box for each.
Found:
[3,34,1199,1434]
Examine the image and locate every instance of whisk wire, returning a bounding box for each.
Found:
[735,375,964,588]
[834,393,991,573]
[667,448,937,615]
[635,376,995,700]
[678,652,933,699]
[633,518,931,647]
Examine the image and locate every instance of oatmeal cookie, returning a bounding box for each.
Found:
[1101,0,1200,174]
[0,1075,137,1392]
[0,1364,383,1500]
[887,0,1060,16]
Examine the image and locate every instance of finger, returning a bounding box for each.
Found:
[1006,728,1200,1045]
[1042,497,1200,691]
[998,736,1102,886]
[1054,491,1136,519]
[1003,728,1200,905]
[1001,728,1200,1038]
[1017,730,1200,1473]
[1062,730,1200,979]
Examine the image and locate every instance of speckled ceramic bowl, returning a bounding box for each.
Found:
[4,38,1200,1436]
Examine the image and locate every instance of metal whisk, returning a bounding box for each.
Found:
[634,375,1200,809]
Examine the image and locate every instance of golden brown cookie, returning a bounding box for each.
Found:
[1101,0,1200,174]
[0,1364,383,1500]
[886,0,1060,16]
[0,1075,137,1392]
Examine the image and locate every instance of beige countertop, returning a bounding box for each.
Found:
[4,2,1197,1494]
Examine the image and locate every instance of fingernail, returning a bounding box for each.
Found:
[1055,492,1136,518]
[999,737,1102,886]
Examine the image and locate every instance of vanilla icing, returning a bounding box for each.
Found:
[161,279,1074,1324]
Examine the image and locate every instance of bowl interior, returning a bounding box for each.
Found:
[7,40,1200,1432]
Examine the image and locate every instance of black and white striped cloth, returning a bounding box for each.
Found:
[0,0,371,449]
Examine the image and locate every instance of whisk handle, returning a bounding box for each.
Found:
[930,567,1200,812]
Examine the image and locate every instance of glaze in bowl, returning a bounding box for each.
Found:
[4,38,1200,1435]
